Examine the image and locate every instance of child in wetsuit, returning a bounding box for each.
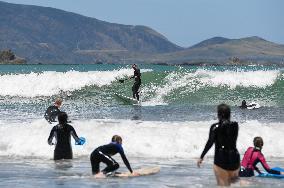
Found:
[90,135,136,177]
[239,136,284,177]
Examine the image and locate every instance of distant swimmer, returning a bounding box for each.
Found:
[44,98,62,123]
[90,135,138,177]
[130,64,141,101]
[197,104,240,186]
[47,112,81,160]
[239,100,260,109]
[239,137,284,177]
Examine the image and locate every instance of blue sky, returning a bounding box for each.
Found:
[2,0,283,47]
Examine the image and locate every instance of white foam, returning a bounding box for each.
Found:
[196,69,280,89]
[142,69,280,104]
[0,119,283,159]
[0,69,151,97]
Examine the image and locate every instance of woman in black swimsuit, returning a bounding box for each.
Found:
[197,104,240,186]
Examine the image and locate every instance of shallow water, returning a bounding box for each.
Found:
[0,64,283,187]
[0,157,284,188]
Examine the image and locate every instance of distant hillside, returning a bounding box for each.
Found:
[0,1,181,64]
[1,1,284,65]
[144,36,284,65]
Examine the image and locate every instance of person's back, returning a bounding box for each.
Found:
[47,112,80,160]
[96,142,123,156]
[198,104,240,186]
[213,121,239,170]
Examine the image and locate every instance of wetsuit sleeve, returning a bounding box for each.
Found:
[200,124,216,159]
[70,126,80,142]
[47,127,56,145]
[119,146,133,173]
[258,153,281,175]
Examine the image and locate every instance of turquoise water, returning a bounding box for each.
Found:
[0,64,283,187]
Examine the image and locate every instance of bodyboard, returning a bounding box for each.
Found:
[114,166,160,177]
[257,167,284,178]
[114,92,139,105]
[247,102,260,110]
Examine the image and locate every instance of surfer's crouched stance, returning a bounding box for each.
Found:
[90,135,137,177]
[130,64,141,101]
[239,136,284,177]
[48,112,81,160]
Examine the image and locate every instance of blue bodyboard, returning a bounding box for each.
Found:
[75,137,86,145]
[257,167,284,178]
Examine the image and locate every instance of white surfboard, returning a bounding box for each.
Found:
[114,166,160,177]
[247,102,260,110]
[114,92,139,105]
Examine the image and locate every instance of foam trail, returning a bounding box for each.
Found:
[0,69,153,97]
[0,119,283,159]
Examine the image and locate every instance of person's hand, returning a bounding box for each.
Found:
[197,158,203,168]
[281,171,284,175]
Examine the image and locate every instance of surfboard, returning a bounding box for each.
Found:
[113,166,160,177]
[114,92,139,105]
[247,102,260,110]
[257,167,284,178]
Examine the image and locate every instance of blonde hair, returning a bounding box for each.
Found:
[111,135,122,143]
[54,98,63,106]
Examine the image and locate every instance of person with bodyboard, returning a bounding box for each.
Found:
[90,135,138,177]
[47,112,84,160]
[239,137,284,177]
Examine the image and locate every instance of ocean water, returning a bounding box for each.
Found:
[0,64,283,187]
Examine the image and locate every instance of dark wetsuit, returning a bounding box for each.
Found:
[200,121,240,170]
[239,147,281,177]
[90,142,133,174]
[44,105,61,123]
[131,68,141,101]
[48,123,80,160]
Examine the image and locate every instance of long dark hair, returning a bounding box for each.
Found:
[217,103,231,122]
[58,112,68,125]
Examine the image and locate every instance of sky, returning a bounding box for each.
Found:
[2,0,284,47]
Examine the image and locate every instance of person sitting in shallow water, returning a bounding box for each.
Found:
[239,136,284,177]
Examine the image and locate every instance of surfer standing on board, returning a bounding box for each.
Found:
[130,64,141,101]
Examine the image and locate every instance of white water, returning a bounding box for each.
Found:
[0,119,283,159]
[0,68,280,98]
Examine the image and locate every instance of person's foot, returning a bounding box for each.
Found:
[94,172,106,178]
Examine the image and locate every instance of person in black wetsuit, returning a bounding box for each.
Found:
[47,112,81,160]
[90,135,137,177]
[44,98,62,123]
[130,64,141,101]
[197,104,240,186]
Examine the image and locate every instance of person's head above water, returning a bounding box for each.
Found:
[58,112,68,124]
[54,98,63,107]
[131,64,137,70]
[217,103,231,122]
[253,136,263,150]
[111,135,122,144]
